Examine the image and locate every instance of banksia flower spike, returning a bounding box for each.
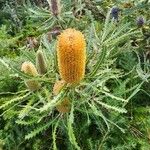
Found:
[21,62,40,91]
[57,28,86,84]
[36,50,47,75]
[53,80,71,113]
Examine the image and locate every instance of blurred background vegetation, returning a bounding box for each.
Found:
[0,0,150,150]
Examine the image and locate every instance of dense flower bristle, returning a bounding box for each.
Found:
[57,28,86,84]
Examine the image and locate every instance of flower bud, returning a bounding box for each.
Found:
[21,62,40,91]
[53,80,66,96]
[56,98,71,113]
[36,50,47,75]
[53,80,70,113]
[48,0,60,16]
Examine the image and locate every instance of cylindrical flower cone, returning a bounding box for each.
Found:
[36,50,47,75]
[53,80,70,113]
[57,28,86,84]
[21,62,40,91]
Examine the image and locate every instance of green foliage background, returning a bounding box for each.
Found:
[0,0,150,150]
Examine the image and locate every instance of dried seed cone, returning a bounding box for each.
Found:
[36,50,47,75]
[57,28,86,84]
[21,62,40,91]
[53,80,70,113]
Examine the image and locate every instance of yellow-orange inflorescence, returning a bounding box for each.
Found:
[21,61,40,91]
[53,80,71,113]
[57,28,86,84]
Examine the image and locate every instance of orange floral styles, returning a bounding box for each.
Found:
[57,28,86,84]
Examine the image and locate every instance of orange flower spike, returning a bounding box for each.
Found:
[57,28,86,84]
